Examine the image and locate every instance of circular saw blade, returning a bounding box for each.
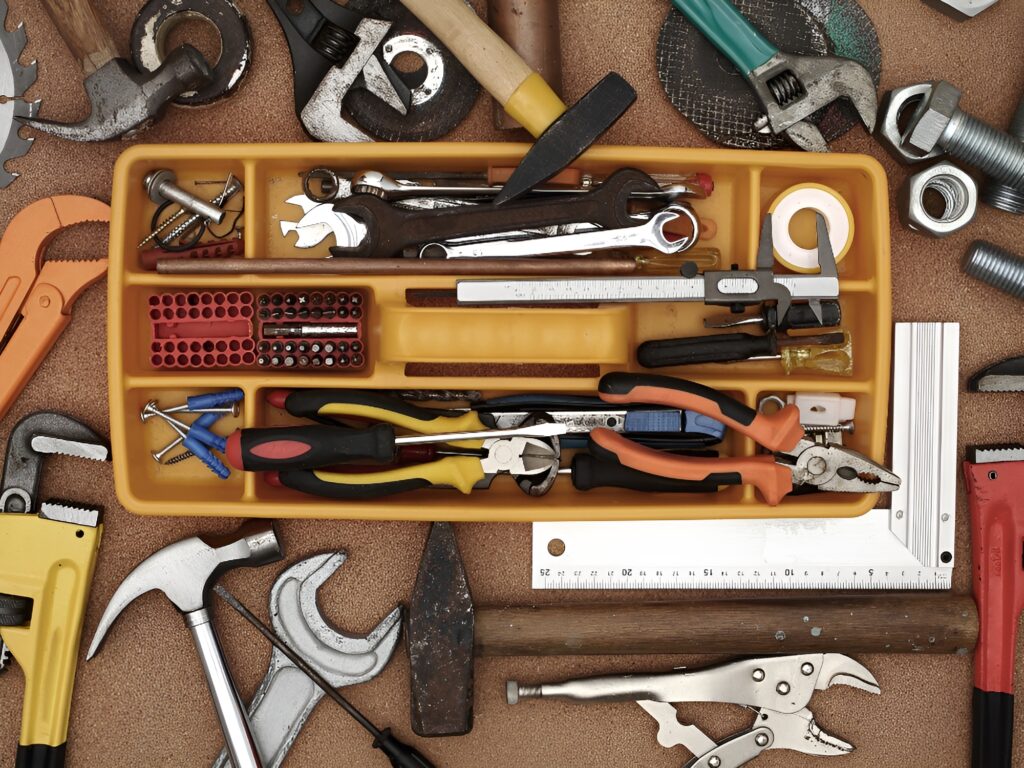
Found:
[657,0,881,150]
[0,0,37,189]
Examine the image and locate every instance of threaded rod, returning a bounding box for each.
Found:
[963,240,1024,300]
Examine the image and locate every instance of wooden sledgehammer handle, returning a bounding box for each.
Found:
[475,595,978,656]
[399,0,567,137]
[39,0,121,76]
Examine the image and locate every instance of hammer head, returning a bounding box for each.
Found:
[493,72,636,205]
[20,45,211,142]
[87,520,282,659]
[407,522,475,736]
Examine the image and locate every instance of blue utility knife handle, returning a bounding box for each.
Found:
[671,0,779,76]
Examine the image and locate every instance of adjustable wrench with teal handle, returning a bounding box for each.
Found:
[670,0,878,151]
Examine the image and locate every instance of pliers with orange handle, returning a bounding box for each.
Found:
[591,373,900,505]
[0,196,110,421]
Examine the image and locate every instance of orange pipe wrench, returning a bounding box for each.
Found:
[0,196,110,422]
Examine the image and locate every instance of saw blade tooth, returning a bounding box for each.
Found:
[0,168,17,189]
[12,98,35,119]
[5,22,26,58]
[13,59,37,92]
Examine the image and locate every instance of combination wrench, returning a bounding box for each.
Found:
[421,205,699,259]
[328,168,663,259]
[212,552,402,768]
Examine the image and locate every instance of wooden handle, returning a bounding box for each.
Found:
[401,0,534,104]
[475,595,978,656]
[39,0,120,75]
[488,0,563,130]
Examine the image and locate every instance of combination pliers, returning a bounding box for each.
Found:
[508,653,881,768]
[591,373,901,505]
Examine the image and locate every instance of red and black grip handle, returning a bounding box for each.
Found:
[963,457,1024,768]
[225,423,396,471]
[598,373,804,453]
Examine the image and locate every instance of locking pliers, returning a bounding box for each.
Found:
[508,653,880,768]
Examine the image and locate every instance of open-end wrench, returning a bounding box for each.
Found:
[422,205,699,259]
[212,552,402,768]
[329,168,663,259]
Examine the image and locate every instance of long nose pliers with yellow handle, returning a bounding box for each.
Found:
[222,389,563,499]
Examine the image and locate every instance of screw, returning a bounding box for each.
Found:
[963,240,1024,300]
[801,423,855,436]
[801,662,815,675]
[776,681,791,695]
[144,169,227,224]
[140,178,241,248]
[905,82,1024,190]
[152,436,185,463]
[983,92,1024,214]
[754,733,770,747]
[708,757,721,768]
[140,401,238,421]
[752,669,766,682]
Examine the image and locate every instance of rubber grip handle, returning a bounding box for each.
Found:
[637,332,778,368]
[670,0,778,75]
[279,390,488,433]
[15,744,66,768]
[590,429,794,505]
[226,424,396,471]
[599,372,803,453]
[972,689,1013,768]
[572,451,718,493]
[276,455,486,498]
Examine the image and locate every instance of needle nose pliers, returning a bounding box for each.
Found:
[591,373,900,505]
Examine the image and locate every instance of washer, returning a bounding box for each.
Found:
[131,0,252,107]
[768,183,853,273]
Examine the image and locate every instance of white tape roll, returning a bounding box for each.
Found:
[769,184,853,273]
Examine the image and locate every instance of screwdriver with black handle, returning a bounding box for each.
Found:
[637,330,847,368]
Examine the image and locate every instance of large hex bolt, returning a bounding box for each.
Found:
[982,93,1024,214]
[963,240,1024,300]
[145,169,226,224]
[901,81,1024,191]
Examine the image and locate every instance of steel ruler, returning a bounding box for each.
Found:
[532,323,959,591]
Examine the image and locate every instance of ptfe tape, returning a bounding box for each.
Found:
[768,184,853,273]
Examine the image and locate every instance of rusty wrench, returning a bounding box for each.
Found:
[212,552,402,768]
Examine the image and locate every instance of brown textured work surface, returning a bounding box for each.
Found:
[0,0,1022,765]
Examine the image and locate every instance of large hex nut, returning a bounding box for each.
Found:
[899,162,978,237]
[877,84,945,164]
[905,81,962,154]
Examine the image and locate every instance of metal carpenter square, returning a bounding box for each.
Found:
[531,323,958,591]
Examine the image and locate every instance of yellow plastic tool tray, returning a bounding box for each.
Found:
[108,143,892,521]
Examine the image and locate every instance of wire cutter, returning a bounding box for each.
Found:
[507,653,880,768]
[217,389,563,499]
[0,196,110,421]
[591,373,900,505]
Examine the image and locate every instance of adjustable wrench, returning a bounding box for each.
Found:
[212,552,402,768]
[422,205,699,259]
[329,168,663,259]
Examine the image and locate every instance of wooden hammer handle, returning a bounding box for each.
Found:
[475,595,978,656]
[399,0,566,136]
[39,0,120,76]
